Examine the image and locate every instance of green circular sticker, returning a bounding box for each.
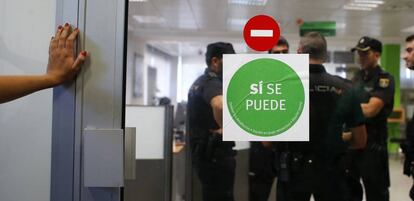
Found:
[227,58,304,137]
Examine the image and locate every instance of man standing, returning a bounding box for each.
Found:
[188,42,236,201]
[347,36,395,201]
[248,36,290,201]
[401,34,414,200]
[281,32,367,201]
[268,36,289,54]
[403,35,414,72]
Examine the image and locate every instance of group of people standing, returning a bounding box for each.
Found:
[188,32,414,201]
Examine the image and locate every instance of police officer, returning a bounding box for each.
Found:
[401,34,414,200]
[281,32,367,201]
[248,36,290,201]
[346,36,395,201]
[187,42,236,201]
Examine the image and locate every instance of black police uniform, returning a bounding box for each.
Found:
[403,113,414,200]
[188,68,236,201]
[404,114,414,176]
[248,141,277,201]
[346,66,394,201]
[279,64,365,201]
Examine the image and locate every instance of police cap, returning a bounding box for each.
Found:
[351,36,382,53]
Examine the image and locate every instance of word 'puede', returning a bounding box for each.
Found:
[246,81,286,111]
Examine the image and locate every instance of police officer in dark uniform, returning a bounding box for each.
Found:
[346,36,395,201]
[248,36,290,201]
[280,32,367,201]
[401,34,414,200]
[187,42,236,201]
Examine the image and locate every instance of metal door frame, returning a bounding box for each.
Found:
[50,0,127,200]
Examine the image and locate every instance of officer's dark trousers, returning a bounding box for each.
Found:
[195,155,236,201]
[282,155,348,201]
[248,142,276,201]
[276,179,288,201]
[346,148,390,201]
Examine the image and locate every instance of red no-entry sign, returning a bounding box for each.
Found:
[243,15,280,52]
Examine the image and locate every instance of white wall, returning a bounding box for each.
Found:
[126,33,146,105]
[126,34,179,105]
[147,46,172,102]
[179,55,205,101]
[0,0,55,201]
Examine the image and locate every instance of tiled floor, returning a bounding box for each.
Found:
[389,154,412,201]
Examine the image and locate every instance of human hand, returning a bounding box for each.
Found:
[47,23,87,85]
[261,142,273,149]
[342,132,352,142]
[209,128,223,135]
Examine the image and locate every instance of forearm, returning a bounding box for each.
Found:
[0,24,86,104]
[261,141,273,149]
[349,125,367,149]
[361,97,384,118]
[361,103,376,118]
[211,95,223,128]
[212,107,223,128]
[0,75,57,103]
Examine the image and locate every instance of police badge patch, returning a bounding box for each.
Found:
[379,78,389,88]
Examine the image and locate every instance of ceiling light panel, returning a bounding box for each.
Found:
[401,25,414,33]
[343,0,384,11]
[228,18,248,27]
[349,3,379,8]
[227,18,248,30]
[343,5,373,10]
[133,15,164,24]
[354,0,384,4]
[228,0,268,6]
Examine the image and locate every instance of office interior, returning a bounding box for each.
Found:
[1,0,414,201]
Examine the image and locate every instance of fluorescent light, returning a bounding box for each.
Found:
[228,18,248,27]
[343,0,384,11]
[336,23,347,29]
[228,0,268,6]
[401,25,414,33]
[354,0,384,4]
[228,18,248,30]
[349,3,378,7]
[129,0,147,2]
[343,5,373,10]
[133,15,164,23]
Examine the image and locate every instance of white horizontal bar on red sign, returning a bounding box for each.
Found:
[250,29,273,37]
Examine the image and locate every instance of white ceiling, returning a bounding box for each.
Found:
[128,0,414,56]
